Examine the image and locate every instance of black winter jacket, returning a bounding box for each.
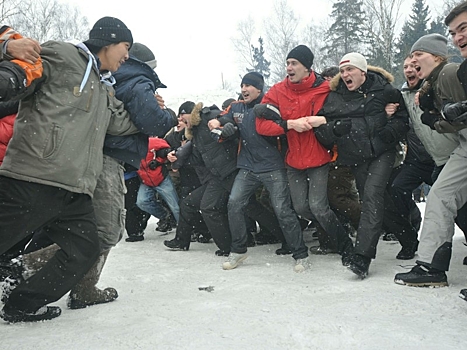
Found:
[315,66,409,166]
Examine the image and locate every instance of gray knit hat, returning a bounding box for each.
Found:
[130,43,157,69]
[410,33,448,57]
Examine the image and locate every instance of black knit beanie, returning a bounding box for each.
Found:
[241,72,264,91]
[286,45,314,69]
[84,17,133,50]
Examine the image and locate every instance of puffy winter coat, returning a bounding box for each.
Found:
[137,137,171,187]
[315,66,409,166]
[255,72,331,170]
[0,113,15,165]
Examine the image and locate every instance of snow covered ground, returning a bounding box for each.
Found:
[3,203,467,350]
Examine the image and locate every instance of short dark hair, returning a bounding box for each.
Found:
[445,1,467,26]
[321,66,339,79]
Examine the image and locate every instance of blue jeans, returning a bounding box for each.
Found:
[228,168,308,259]
[287,164,351,254]
[136,177,180,222]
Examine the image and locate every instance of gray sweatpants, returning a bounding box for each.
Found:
[417,144,467,271]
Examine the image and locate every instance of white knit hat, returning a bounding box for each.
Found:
[339,52,368,72]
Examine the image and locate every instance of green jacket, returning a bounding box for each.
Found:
[0,41,138,197]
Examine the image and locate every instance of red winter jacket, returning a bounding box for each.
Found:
[137,137,171,187]
[0,114,15,165]
[256,73,331,170]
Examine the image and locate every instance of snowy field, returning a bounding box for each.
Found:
[2,203,467,350]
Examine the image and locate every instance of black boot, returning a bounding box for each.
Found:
[275,243,292,255]
[163,238,189,251]
[348,254,371,279]
[0,305,61,323]
[394,264,448,287]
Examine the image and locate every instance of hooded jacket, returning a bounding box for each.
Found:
[137,137,171,187]
[255,72,331,170]
[0,41,138,197]
[104,57,175,168]
[184,103,238,182]
[315,66,409,166]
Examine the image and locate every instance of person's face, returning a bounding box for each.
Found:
[176,116,186,131]
[449,11,467,58]
[339,65,366,91]
[241,84,261,103]
[410,51,440,79]
[179,114,192,129]
[403,57,420,89]
[286,58,310,83]
[98,42,131,72]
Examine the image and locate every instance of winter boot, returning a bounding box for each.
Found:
[164,238,189,251]
[394,264,448,287]
[347,254,371,279]
[460,289,467,301]
[67,250,118,309]
[0,305,61,323]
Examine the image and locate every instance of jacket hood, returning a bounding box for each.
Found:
[329,65,394,91]
[184,102,203,140]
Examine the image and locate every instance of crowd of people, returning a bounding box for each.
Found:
[1,1,467,323]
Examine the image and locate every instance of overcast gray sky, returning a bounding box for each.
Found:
[62,0,443,97]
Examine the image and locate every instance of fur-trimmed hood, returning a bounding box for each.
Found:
[184,102,204,140]
[329,65,394,91]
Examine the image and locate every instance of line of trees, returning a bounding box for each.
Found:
[0,0,89,43]
[232,0,463,88]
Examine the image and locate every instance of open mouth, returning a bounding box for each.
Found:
[242,92,250,99]
[460,42,467,49]
[344,79,353,85]
[415,66,421,72]
[406,75,416,83]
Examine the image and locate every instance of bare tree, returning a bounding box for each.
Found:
[8,0,89,43]
[231,17,256,72]
[301,21,329,73]
[364,0,404,73]
[0,0,21,24]
[263,0,300,84]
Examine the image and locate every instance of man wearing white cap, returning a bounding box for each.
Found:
[315,52,409,278]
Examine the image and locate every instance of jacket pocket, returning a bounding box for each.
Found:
[42,123,63,159]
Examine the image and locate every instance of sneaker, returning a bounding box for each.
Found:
[163,239,189,251]
[460,289,467,301]
[215,249,230,257]
[394,264,448,287]
[275,243,292,255]
[0,305,61,323]
[222,253,248,270]
[294,257,310,273]
[125,235,144,242]
[67,287,118,309]
[347,254,371,279]
[309,245,338,255]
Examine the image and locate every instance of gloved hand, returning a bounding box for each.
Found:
[253,103,282,120]
[443,101,467,124]
[419,88,436,112]
[221,122,237,137]
[421,110,439,130]
[378,128,395,144]
[332,119,352,137]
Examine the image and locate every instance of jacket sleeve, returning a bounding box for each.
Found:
[116,77,175,138]
[256,88,287,136]
[382,88,409,142]
[106,94,140,136]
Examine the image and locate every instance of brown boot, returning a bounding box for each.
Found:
[22,244,59,279]
[67,250,118,309]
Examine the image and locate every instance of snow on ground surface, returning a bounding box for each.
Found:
[2,203,467,350]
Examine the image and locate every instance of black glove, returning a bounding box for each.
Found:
[332,119,352,137]
[443,101,467,124]
[378,128,395,144]
[221,123,237,137]
[419,88,436,112]
[253,103,281,120]
[421,110,439,130]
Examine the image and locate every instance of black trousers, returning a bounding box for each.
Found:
[0,176,100,312]
[124,176,150,237]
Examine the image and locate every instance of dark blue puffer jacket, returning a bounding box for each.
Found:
[103,56,175,168]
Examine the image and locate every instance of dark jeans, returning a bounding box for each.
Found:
[352,151,395,258]
[287,164,351,254]
[0,176,100,312]
[125,176,150,238]
[228,169,307,259]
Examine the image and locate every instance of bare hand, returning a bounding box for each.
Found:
[155,93,166,109]
[7,38,41,64]
[306,116,327,128]
[207,119,221,130]
[287,117,313,132]
[167,150,177,163]
[385,103,399,117]
[414,92,420,106]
